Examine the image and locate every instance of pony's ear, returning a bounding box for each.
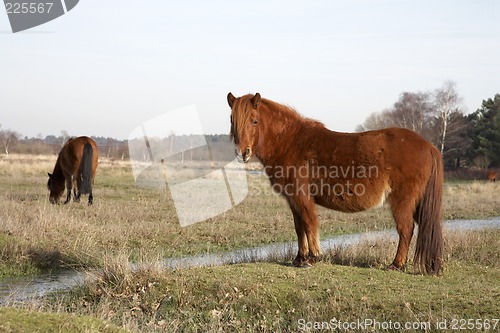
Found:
[251,93,261,109]
[47,172,52,178]
[227,92,235,108]
[250,93,262,109]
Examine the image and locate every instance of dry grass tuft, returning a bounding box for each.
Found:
[444,229,500,267]
[443,181,500,219]
[323,238,397,270]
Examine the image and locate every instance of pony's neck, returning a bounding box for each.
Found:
[52,155,65,184]
[255,99,309,166]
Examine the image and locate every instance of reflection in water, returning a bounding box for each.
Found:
[1,217,499,305]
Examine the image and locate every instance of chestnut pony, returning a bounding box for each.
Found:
[228,92,444,275]
[48,136,98,205]
[487,171,496,182]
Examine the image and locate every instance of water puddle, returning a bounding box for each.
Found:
[1,217,499,305]
[0,270,86,306]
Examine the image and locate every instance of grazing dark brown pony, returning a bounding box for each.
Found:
[48,136,98,205]
[487,171,496,182]
[228,92,444,275]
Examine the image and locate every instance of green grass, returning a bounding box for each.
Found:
[0,307,127,333]
[37,229,498,333]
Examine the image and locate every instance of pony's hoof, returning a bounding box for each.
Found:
[308,254,322,264]
[292,256,313,268]
[385,263,403,271]
[295,261,312,268]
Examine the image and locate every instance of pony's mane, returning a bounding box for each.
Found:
[261,98,303,120]
[262,97,325,129]
[231,94,324,143]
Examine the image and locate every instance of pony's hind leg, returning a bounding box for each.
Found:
[74,174,82,202]
[388,199,415,270]
[88,176,95,205]
[73,187,80,202]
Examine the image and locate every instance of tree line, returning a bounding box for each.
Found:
[0,129,131,159]
[0,128,232,162]
[356,81,500,170]
[2,83,499,172]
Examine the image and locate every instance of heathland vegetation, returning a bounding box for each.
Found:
[0,154,499,332]
[0,86,499,331]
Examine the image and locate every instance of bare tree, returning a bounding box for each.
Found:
[356,91,434,141]
[0,125,21,155]
[391,92,434,140]
[61,130,70,147]
[472,154,490,169]
[356,81,470,169]
[356,109,394,132]
[434,80,463,154]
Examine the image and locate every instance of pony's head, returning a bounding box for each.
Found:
[47,172,64,204]
[227,92,262,163]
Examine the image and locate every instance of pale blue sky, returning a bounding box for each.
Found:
[1,0,499,139]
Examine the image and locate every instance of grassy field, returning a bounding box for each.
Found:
[2,229,498,332]
[0,154,499,332]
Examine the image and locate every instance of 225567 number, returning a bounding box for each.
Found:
[450,318,499,330]
[5,2,53,14]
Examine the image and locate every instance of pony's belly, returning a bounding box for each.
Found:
[313,182,391,213]
[315,196,367,213]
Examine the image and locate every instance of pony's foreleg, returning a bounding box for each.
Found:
[302,205,321,264]
[291,209,309,267]
[64,177,72,204]
[388,201,415,270]
[289,196,321,266]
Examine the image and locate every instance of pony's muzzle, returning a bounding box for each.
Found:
[235,146,252,163]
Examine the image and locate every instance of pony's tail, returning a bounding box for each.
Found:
[414,146,444,275]
[81,143,93,194]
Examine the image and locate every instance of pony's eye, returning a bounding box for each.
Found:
[252,119,258,125]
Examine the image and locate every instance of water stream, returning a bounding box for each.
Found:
[1,217,499,306]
